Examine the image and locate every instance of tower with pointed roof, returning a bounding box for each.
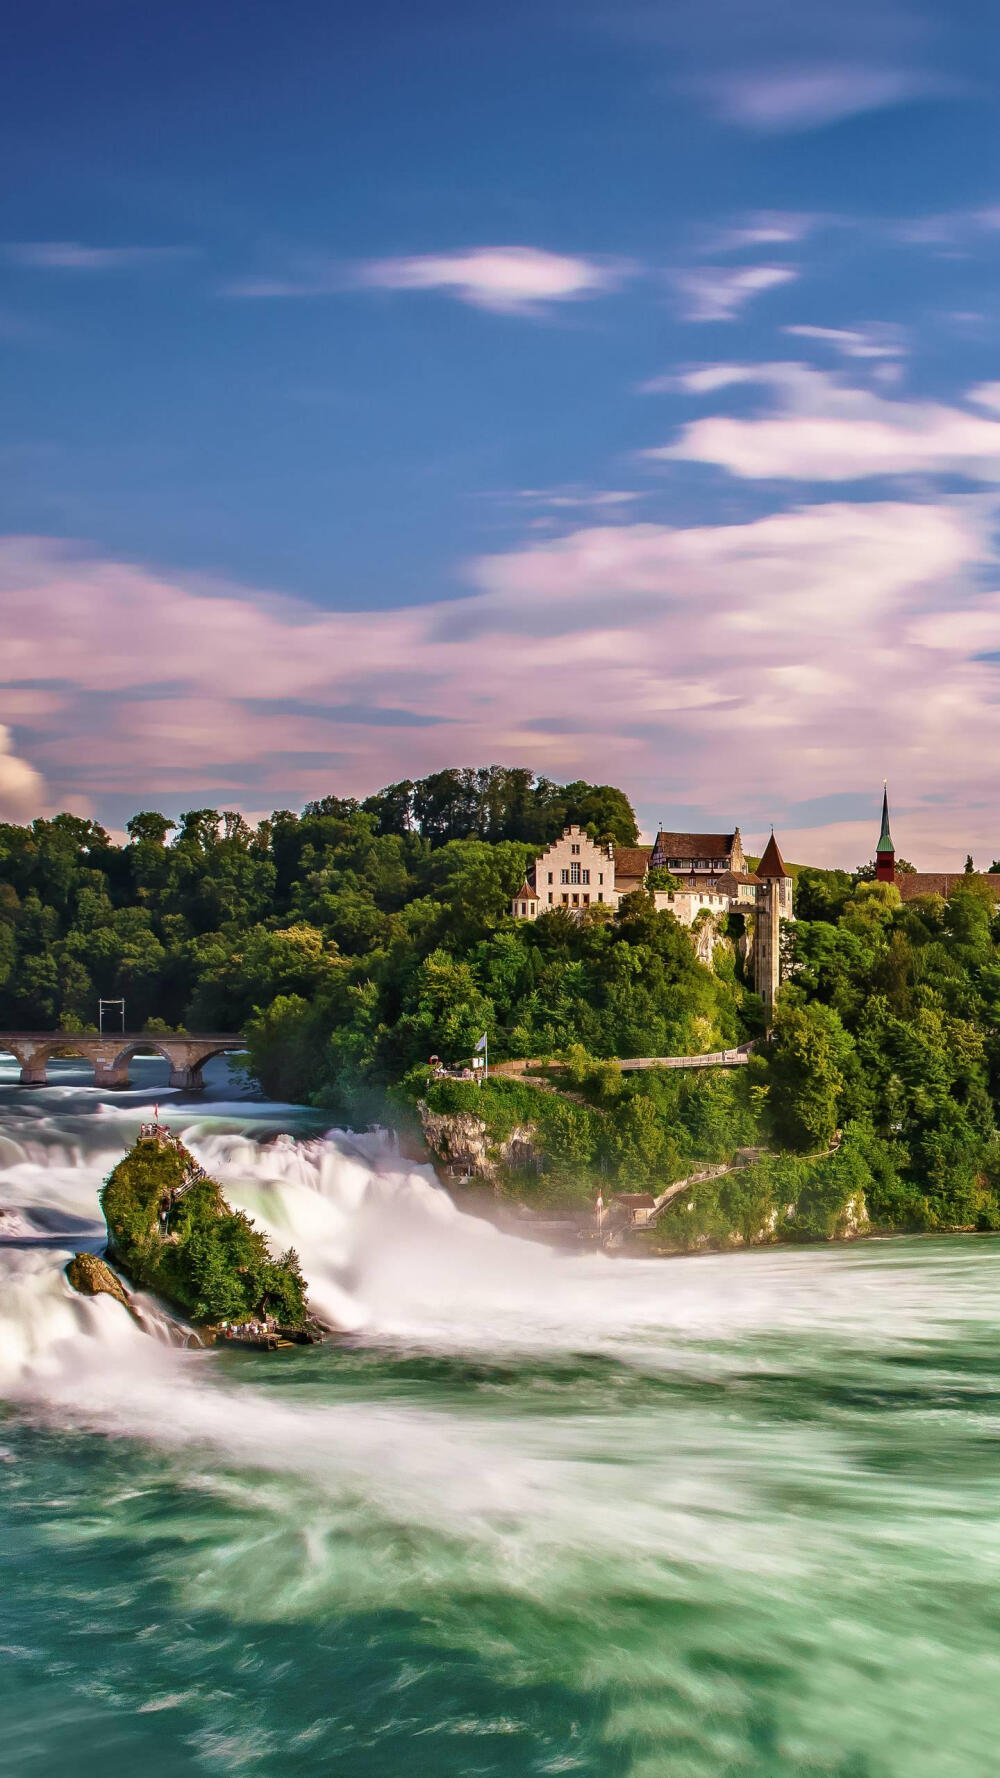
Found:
[875,784,895,884]
[754,828,793,1012]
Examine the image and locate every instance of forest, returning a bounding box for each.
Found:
[4,765,1000,1234]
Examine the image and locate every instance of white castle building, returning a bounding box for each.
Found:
[511,825,792,1007]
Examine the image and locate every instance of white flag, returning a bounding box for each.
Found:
[596,1193,604,1210]
[474,1033,487,1052]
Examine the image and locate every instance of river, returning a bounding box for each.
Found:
[2,1056,1000,1776]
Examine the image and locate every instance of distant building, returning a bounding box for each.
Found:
[874,786,1000,903]
[511,818,793,1010]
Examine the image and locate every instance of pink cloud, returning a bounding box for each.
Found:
[7,499,1000,865]
[0,725,46,822]
[653,363,1000,481]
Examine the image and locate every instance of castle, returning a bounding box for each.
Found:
[875,787,1000,901]
[510,822,792,1008]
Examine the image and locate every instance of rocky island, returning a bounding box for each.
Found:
[73,1122,315,1345]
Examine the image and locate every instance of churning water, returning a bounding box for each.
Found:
[3,1056,1000,1776]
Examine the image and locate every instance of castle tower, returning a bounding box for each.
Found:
[875,784,895,884]
[755,830,793,1012]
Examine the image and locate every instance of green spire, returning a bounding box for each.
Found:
[877,783,894,855]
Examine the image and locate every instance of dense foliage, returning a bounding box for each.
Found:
[101,1139,307,1326]
[0,768,636,1038]
[7,773,1000,1240]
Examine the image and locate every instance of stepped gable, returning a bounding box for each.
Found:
[757,832,790,878]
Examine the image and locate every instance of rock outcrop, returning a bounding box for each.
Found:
[418,1102,541,1185]
[100,1131,309,1330]
[66,1249,132,1309]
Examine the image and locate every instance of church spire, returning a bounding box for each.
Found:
[876,783,895,883]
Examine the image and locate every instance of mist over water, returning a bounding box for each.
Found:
[3,1056,1000,1775]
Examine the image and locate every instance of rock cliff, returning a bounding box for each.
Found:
[418,1101,542,1185]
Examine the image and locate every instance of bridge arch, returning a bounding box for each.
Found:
[0,1032,246,1089]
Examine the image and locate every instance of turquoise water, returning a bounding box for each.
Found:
[3,1059,1000,1776]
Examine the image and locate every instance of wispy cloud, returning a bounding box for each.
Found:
[358,248,632,313]
[650,362,1000,482]
[224,247,632,314]
[892,206,1000,251]
[5,242,192,271]
[706,212,820,253]
[698,65,949,133]
[672,264,797,322]
[510,488,643,510]
[783,323,907,359]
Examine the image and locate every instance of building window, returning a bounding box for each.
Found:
[520,902,526,915]
[562,893,569,904]
[548,892,553,904]
[570,862,581,884]
[561,868,569,884]
[572,893,579,905]
[598,872,603,885]
[582,869,590,884]
[571,843,580,855]
[547,871,553,884]
[583,893,590,904]
[598,891,603,903]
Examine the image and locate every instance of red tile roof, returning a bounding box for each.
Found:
[613,845,653,881]
[757,833,790,878]
[655,832,737,854]
[897,872,1000,900]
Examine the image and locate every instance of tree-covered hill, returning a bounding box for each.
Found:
[6,772,1000,1238]
[0,767,637,1036]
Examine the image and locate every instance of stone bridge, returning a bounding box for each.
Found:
[0,1032,247,1090]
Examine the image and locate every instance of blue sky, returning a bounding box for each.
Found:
[3,0,1000,864]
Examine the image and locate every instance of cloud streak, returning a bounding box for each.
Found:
[5,242,192,271]
[358,248,632,313]
[698,65,948,132]
[227,248,633,313]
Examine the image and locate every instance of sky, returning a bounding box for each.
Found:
[3,0,1000,867]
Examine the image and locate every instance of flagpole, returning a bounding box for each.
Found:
[484,1032,488,1082]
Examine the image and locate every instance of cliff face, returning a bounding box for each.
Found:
[100,1134,308,1328]
[418,1102,542,1186]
